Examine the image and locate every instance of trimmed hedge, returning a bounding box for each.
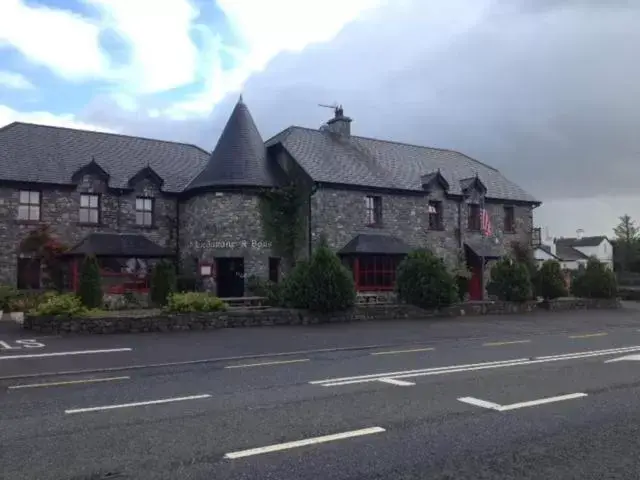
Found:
[396,249,458,309]
[488,257,532,302]
[150,261,177,306]
[78,255,102,308]
[538,260,568,300]
[572,257,617,299]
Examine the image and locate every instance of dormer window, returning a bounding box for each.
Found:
[428,201,444,230]
[136,197,154,226]
[79,194,100,224]
[365,196,382,226]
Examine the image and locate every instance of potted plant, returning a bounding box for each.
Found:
[8,295,27,324]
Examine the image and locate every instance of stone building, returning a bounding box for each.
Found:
[0,98,539,300]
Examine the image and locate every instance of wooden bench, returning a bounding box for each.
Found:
[356,293,394,305]
[221,296,267,307]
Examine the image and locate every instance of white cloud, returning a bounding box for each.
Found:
[0,70,34,89]
[164,0,385,118]
[0,105,114,132]
[85,0,201,93]
[0,0,108,80]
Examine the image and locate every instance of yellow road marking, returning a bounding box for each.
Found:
[482,340,531,347]
[225,359,310,369]
[8,376,130,389]
[569,332,608,339]
[371,347,435,356]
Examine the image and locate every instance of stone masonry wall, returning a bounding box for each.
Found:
[0,176,176,287]
[310,185,534,269]
[179,192,278,291]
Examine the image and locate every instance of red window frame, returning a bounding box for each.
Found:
[346,254,402,292]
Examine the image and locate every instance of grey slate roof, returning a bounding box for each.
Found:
[556,236,608,248]
[555,244,590,261]
[0,122,209,193]
[338,233,412,255]
[266,127,538,203]
[66,233,174,257]
[0,103,537,203]
[185,99,279,191]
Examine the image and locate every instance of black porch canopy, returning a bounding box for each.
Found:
[66,233,174,258]
[464,239,505,259]
[338,233,412,255]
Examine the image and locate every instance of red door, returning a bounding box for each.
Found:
[468,265,482,301]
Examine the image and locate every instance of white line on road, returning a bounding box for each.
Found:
[0,348,132,360]
[458,393,587,411]
[9,376,130,390]
[569,332,608,339]
[224,427,386,459]
[371,347,435,356]
[311,345,640,387]
[65,394,211,414]
[224,359,310,369]
[483,340,531,347]
[377,378,415,386]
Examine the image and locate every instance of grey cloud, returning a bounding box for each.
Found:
[79,0,640,205]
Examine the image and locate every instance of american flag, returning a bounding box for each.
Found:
[481,208,492,237]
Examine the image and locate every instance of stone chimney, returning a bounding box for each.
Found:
[325,105,352,137]
[576,229,584,240]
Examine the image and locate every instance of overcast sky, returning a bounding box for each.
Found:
[1,0,639,239]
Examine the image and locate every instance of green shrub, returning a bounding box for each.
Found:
[305,242,356,313]
[538,260,568,300]
[487,257,532,302]
[511,242,539,299]
[165,292,228,313]
[396,249,458,309]
[571,257,617,299]
[78,255,102,308]
[0,285,18,311]
[280,260,312,309]
[34,293,88,317]
[247,275,282,306]
[150,261,177,306]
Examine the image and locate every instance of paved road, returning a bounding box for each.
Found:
[2,309,640,479]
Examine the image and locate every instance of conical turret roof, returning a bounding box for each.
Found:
[186,98,278,191]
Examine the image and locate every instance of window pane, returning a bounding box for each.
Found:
[80,195,89,207]
[136,198,144,211]
[18,205,29,219]
[29,191,39,204]
[19,190,30,204]
[145,212,153,225]
[79,209,89,223]
[90,195,99,208]
[144,199,152,211]
[29,206,40,220]
[89,209,99,224]
[136,211,144,225]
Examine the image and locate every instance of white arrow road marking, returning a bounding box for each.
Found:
[311,345,640,387]
[604,354,640,363]
[458,393,587,411]
[378,378,415,386]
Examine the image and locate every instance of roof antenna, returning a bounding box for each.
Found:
[319,103,340,117]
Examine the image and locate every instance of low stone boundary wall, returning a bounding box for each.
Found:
[23,297,622,334]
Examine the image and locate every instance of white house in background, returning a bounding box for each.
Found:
[534,232,613,270]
